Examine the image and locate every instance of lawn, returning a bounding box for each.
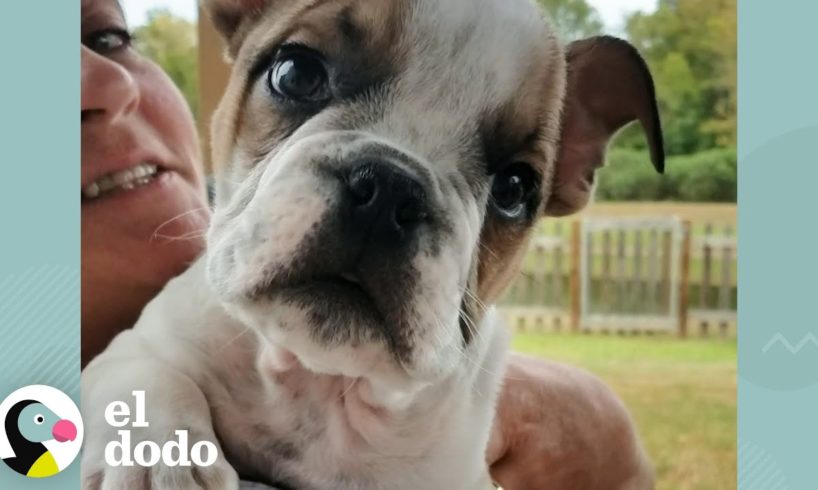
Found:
[511,333,737,490]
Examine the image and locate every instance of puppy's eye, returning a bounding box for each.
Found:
[490,163,538,220]
[268,48,329,103]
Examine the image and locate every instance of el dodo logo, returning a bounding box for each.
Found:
[0,385,82,478]
[104,391,218,468]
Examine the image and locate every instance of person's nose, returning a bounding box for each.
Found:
[81,45,139,125]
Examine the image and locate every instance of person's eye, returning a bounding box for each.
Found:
[85,28,133,55]
[267,47,330,103]
[490,163,539,220]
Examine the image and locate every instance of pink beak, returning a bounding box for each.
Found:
[52,419,77,443]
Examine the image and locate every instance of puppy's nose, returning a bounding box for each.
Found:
[345,162,428,239]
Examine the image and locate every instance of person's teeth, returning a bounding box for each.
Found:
[82,163,160,200]
[113,169,134,185]
[97,176,117,192]
[82,182,100,199]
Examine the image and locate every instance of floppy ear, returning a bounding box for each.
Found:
[545,36,664,217]
[201,0,270,47]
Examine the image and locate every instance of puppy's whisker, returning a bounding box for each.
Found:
[461,286,489,313]
[458,305,485,347]
[152,230,209,242]
[219,324,253,352]
[456,306,511,383]
[420,309,488,400]
[151,206,210,242]
[455,287,486,345]
[460,289,488,332]
[416,295,475,368]
[338,377,360,401]
[416,295,453,350]
[478,242,499,261]
[415,295,501,396]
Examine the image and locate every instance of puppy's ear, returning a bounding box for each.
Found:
[545,36,664,217]
[201,0,270,50]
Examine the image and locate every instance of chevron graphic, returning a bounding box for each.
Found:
[761,333,818,354]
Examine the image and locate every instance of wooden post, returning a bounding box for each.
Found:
[647,229,658,313]
[701,223,713,335]
[570,220,582,332]
[552,224,564,306]
[616,229,626,312]
[719,224,734,337]
[634,229,643,312]
[601,229,611,313]
[661,230,673,312]
[553,222,565,331]
[678,220,692,337]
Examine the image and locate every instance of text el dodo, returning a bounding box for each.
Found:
[104,391,218,467]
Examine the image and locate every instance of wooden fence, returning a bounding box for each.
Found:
[499,217,737,337]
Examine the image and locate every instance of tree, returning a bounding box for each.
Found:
[537,0,603,41]
[625,0,736,153]
[134,10,199,119]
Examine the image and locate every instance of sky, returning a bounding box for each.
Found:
[123,0,658,31]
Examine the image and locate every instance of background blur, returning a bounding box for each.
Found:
[123,1,737,488]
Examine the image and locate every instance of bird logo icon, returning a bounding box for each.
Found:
[0,385,83,478]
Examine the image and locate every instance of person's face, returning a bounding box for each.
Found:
[81,0,209,296]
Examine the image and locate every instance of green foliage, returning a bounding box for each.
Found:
[666,148,737,202]
[624,0,737,154]
[537,0,737,154]
[596,147,736,202]
[536,0,603,41]
[128,2,737,203]
[595,149,665,201]
[134,9,199,119]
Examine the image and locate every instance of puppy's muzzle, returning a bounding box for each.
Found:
[237,141,442,331]
[343,162,429,247]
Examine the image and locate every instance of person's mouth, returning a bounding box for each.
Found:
[81,163,161,201]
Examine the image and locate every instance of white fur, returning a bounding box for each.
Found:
[82,0,557,487]
[82,260,507,489]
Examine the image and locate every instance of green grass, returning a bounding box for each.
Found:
[511,333,737,490]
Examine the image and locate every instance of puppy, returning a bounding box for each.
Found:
[82,0,663,488]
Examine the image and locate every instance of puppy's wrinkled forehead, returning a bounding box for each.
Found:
[218,0,561,176]
[387,0,556,151]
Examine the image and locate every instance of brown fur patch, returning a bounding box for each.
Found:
[476,28,567,305]
[206,0,572,336]
[208,0,408,174]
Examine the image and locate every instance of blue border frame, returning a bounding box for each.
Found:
[4,0,818,488]
[738,0,818,488]
[0,2,80,488]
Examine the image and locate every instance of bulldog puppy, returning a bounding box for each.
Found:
[81,0,663,488]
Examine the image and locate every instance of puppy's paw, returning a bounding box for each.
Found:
[82,349,238,489]
[82,416,238,490]
[82,452,239,490]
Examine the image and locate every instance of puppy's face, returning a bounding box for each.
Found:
[203,0,662,384]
